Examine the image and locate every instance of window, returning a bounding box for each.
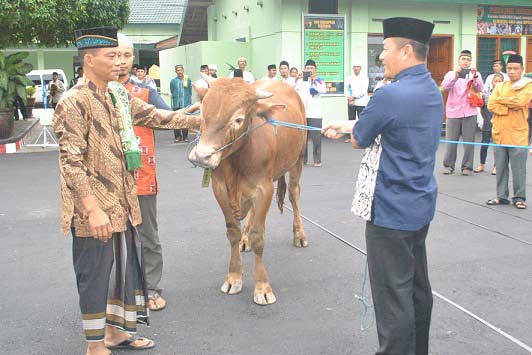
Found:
[367,35,384,92]
[309,0,337,14]
[477,36,520,77]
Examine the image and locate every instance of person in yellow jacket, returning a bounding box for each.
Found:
[487,54,532,209]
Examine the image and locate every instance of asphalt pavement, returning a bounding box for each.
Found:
[1,130,531,355]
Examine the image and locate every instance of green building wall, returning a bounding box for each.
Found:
[165,0,528,124]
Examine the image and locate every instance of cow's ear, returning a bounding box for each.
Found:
[256,102,286,116]
[193,83,208,100]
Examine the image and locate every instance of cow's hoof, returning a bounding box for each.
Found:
[253,283,276,305]
[221,275,243,295]
[254,291,276,305]
[293,238,308,248]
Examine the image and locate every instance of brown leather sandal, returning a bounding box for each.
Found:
[147,293,167,311]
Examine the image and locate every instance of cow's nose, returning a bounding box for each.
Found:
[188,147,215,168]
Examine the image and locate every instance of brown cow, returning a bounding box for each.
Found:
[189,77,308,305]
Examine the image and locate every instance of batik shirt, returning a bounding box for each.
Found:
[53,80,199,236]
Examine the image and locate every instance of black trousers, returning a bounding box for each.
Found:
[304,117,322,164]
[365,222,433,355]
[348,105,364,121]
[173,107,188,140]
[13,95,27,120]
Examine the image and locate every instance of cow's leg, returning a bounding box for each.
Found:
[212,177,244,295]
[240,208,254,252]
[249,181,276,305]
[289,157,308,247]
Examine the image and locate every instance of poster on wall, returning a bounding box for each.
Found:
[477,5,532,35]
[302,14,345,95]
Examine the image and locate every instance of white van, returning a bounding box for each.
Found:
[26,69,69,107]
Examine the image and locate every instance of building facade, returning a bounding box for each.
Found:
[159,0,531,123]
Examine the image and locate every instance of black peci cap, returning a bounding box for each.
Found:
[382,17,434,45]
[507,54,523,65]
[75,27,118,49]
[267,64,276,70]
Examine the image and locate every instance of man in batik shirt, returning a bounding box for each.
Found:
[52,27,199,355]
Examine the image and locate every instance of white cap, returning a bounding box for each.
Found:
[208,64,218,71]
[352,62,362,67]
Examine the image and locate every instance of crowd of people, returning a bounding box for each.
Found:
[47,16,532,355]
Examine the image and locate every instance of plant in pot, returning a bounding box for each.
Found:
[0,51,33,139]
[25,85,36,118]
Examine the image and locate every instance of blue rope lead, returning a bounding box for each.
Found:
[440,140,531,149]
[354,260,374,332]
[267,119,531,149]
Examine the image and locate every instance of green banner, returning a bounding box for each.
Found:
[477,5,532,35]
[303,15,345,95]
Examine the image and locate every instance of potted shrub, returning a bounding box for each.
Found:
[0,51,33,138]
[25,85,36,118]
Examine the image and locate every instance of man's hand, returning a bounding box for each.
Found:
[322,120,355,139]
[454,66,462,79]
[88,207,113,242]
[470,67,478,77]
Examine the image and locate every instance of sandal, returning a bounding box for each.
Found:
[107,337,155,350]
[486,198,510,206]
[473,165,484,173]
[147,293,167,311]
[491,167,496,175]
[515,201,527,209]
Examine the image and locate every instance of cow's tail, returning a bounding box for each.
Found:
[276,175,287,214]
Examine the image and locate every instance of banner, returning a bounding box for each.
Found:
[303,15,345,95]
[477,5,532,35]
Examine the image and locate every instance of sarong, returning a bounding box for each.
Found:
[72,222,149,342]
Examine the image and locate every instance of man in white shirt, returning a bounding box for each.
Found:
[47,72,66,109]
[229,57,255,83]
[195,64,210,89]
[483,59,509,94]
[208,64,218,78]
[295,59,327,167]
[261,64,277,80]
[345,63,369,141]
[279,60,296,88]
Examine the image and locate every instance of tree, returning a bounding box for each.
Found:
[0,0,130,48]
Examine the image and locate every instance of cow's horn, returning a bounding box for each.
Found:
[201,72,216,84]
[255,89,273,99]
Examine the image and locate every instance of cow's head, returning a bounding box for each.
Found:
[188,77,285,169]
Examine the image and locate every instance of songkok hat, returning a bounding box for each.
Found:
[460,50,472,58]
[492,59,503,64]
[382,17,434,45]
[279,60,289,68]
[75,27,118,49]
[175,64,184,70]
[507,54,523,65]
[268,64,276,70]
[305,59,317,67]
[208,64,218,71]
[200,64,209,70]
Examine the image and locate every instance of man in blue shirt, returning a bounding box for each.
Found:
[170,64,192,142]
[324,17,443,355]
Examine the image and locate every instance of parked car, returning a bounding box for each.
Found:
[26,69,69,108]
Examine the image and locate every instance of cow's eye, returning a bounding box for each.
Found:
[235,117,244,124]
